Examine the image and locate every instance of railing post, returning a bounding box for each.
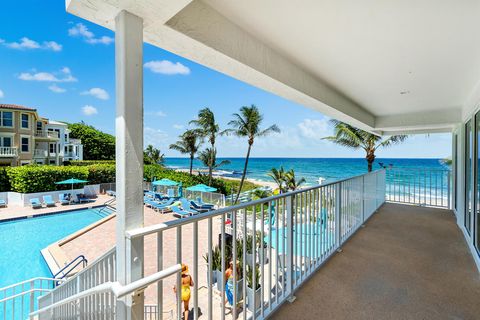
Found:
[285,195,296,303]
[335,183,342,250]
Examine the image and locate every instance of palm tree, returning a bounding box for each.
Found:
[144,145,164,165]
[284,169,306,191]
[197,148,230,185]
[225,105,280,204]
[268,166,286,193]
[323,120,408,172]
[190,108,220,182]
[169,130,202,175]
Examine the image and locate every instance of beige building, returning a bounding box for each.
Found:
[0,103,83,166]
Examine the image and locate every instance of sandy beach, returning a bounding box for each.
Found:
[174,168,278,190]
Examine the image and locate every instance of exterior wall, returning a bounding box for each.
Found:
[0,108,37,166]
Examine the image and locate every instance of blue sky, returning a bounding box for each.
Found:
[0,1,451,158]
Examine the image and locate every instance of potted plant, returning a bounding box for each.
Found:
[246,264,262,312]
[245,235,255,265]
[203,245,221,286]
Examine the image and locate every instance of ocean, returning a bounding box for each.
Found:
[164,157,450,185]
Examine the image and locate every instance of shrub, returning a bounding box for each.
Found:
[68,160,116,166]
[87,164,116,184]
[7,165,89,193]
[0,168,10,192]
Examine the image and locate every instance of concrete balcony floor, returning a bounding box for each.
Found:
[273,203,480,320]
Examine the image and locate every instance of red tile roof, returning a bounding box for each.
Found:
[0,104,37,111]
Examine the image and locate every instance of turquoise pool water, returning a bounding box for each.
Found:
[0,208,107,288]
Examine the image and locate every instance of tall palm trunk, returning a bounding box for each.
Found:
[366,151,375,172]
[189,154,194,175]
[235,143,252,204]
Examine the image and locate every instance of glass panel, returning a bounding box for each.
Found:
[477,114,480,251]
[3,137,11,147]
[21,137,29,152]
[454,133,458,211]
[2,112,13,127]
[466,120,473,234]
[36,121,42,131]
[21,114,29,128]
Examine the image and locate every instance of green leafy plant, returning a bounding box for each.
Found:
[246,264,261,290]
[68,122,115,160]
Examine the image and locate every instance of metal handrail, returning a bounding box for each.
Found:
[30,264,182,318]
[0,277,60,292]
[127,169,386,239]
[53,255,88,279]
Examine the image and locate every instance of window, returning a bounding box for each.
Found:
[49,143,56,154]
[0,111,13,127]
[465,120,473,235]
[21,137,29,153]
[0,137,12,147]
[64,134,68,142]
[21,114,29,129]
[453,133,458,211]
[36,121,42,132]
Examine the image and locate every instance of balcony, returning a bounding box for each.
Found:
[34,130,59,141]
[275,203,480,319]
[0,147,17,157]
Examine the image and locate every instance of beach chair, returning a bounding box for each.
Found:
[190,200,213,212]
[59,193,70,205]
[149,198,176,212]
[43,195,56,207]
[0,199,6,208]
[76,194,91,204]
[106,190,116,197]
[180,198,201,215]
[30,198,42,209]
[171,205,192,218]
[195,197,215,208]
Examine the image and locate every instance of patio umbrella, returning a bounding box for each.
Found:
[55,178,89,193]
[185,184,217,192]
[151,178,179,186]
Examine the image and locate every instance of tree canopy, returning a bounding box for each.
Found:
[68,122,116,160]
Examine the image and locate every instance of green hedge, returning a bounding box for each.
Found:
[68,160,116,166]
[7,165,89,193]
[2,164,258,195]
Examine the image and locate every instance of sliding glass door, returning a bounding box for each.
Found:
[476,114,480,251]
[465,120,473,235]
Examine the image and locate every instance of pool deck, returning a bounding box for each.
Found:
[0,194,112,222]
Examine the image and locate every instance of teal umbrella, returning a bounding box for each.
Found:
[185,184,217,192]
[55,178,89,194]
[152,178,179,186]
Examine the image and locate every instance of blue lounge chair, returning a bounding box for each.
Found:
[106,190,116,197]
[190,201,212,212]
[171,205,191,218]
[180,198,201,215]
[149,198,176,212]
[59,193,70,205]
[0,199,6,208]
[196,197,214,208]
[43,195,56,207]
[30,198,42,209]
[167,189,175,198]
[76,194,91,203]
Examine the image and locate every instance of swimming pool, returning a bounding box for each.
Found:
[0,207,108,288]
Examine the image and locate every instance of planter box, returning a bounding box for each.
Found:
[246,286,262,312]
[216,270,223,291]
[207,269,218,285]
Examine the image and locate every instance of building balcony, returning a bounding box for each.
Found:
[0,147,17,157]
[34,130,59,141]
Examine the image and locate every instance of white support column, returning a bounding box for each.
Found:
[115,10,144,320]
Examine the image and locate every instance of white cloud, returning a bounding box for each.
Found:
[81,87,109,100]
[18,67,77,82]
[0,89,4,99]
[82,105,98,116]
[145,110,167,117]
[144,60,190,75]
[144,126,169,148]
[48,84,66,93]
[68,23,114,45]
[173,124,184,130]
[2,37,62,51]
[298,118,330,140]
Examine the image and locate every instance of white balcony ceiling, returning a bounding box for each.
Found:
[66,0,480,134]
